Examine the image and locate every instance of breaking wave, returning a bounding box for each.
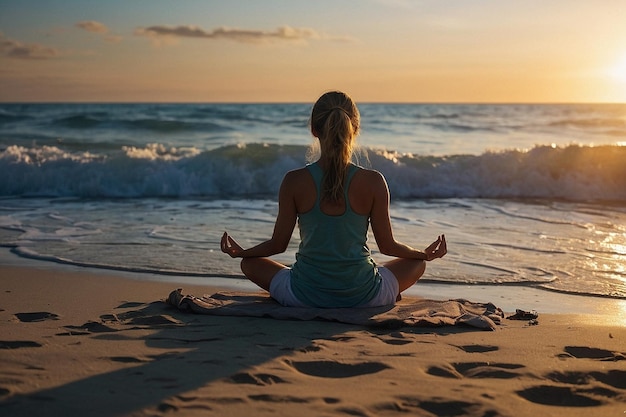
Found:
[2,143,625,201]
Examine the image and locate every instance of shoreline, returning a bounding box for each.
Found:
[1,263,625,416]
[2,248,624,320]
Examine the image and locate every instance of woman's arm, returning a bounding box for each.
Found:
[368,171,446,261]
[221,172,298,258]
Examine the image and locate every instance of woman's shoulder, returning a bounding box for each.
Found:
[353,165,386,182]
[284,166,311,180]
[350,166,388,197]
[281,166,315,190]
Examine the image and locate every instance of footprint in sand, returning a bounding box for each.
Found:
[559,345,625,361]
[296,336,358,353]
[427,362,525,379]
[454,344,499,353]
[375,396,496,417]
[590,370,626,390]
[0,340,42,349]
[546,370,626,389]
[229,372,288,386]
[376,332,415,346]
[516,348,626,408]
[57,321,118,336]
[516,385,604,407]
[286,360,390,378]
[14,312,59,322]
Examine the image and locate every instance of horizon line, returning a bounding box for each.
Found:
[1,100,625,105]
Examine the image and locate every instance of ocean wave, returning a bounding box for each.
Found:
[53,113,109,128]
[51,113,230,133]
[2,143,625,201]
[420,121,490,133]
[548,117,626,130]
[123,118,229,133]
[0,111,30,124]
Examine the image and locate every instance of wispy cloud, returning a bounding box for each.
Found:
[76,20,123,43]
[134,24,352,45]
[76,20,109,34]
[0,32,60,60]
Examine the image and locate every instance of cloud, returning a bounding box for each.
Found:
[75,21,123,43]
[76,20,110,34]
[0,32,60,60]
[134,24,351,44]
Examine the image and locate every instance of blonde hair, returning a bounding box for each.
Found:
[309,91,360,202]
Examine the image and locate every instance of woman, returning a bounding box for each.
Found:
[221,91,446,308]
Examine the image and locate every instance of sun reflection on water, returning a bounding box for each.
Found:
[581,228,626,303]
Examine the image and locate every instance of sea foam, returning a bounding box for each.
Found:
[2,143,625,201]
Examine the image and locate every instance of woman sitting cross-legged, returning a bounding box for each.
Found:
[221,91,447,308]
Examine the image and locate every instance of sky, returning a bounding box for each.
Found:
[1,0,626,103]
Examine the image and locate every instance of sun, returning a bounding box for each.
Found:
[608,54,626,84]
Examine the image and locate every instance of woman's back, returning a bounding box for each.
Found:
[287,161,380,218]
[289,162,382,308]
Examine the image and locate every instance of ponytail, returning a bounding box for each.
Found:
[309,92,360,202]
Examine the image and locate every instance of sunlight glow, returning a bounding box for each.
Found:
[3,2,626,103]
[608,54,626,84]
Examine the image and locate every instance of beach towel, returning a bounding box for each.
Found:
[166,289,504,331]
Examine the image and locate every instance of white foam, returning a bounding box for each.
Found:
[2,143,625,201]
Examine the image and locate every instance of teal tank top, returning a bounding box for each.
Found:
[290,162,382,308]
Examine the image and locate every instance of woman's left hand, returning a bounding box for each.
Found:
[221,232,244,258]
[424,234,447,261]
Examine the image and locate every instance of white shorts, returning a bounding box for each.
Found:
[269,266,399,308]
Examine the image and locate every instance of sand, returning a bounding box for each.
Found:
[1,264,625,417]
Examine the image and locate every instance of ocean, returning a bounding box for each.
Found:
[1,102,625,300]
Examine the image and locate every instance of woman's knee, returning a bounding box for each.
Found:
[415,259,426,276]
[404,259,426,283]
[385,258,426,293]
[240,257,255,276]
[240,257,286,288]
[385,258,425,277]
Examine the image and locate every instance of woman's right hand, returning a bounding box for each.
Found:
[221,232,244,258]
[424,234,447,261]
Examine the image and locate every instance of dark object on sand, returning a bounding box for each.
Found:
[506,309,538,321]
